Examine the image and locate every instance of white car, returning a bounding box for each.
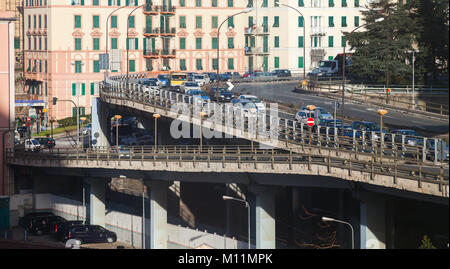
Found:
[193,74,209,86]
[233,99,258,118]
[180,81,201,93]
[238,95,265,112]
[295,109,314,124]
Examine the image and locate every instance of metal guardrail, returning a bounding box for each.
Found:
[7,145,449,197]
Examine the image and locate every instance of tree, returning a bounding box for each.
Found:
[418,235,436,249]
[346,0,417,85]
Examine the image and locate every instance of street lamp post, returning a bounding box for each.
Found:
[407,50,419,109]
[216,8,254,101]
[275,1,305,79]
[114,115,122,148]
[322,216,354,249]
[199,111,206,150]
[80,116,87,150]
[153,114,160,149]
[222,195,250,249]
[377,109,388,158]
[306,105,316,149]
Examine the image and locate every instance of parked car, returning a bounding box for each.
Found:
[210,87,235,102]
[180,81,201,93]
[35,137,56,149]
[16,138,41,152]
[60,224,117,244]
[238,95,265,112]
[193,74,209,86]
[19,211,55,228]
[30,215,67,235]
[157,74,169,87]
[272,69,292,77]
[56,220,84,241]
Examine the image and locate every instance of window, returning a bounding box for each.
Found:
[212,0,217,7]
[212,58,218,70]
[74,15,81,28]
[91,82,99,95]
[354,0,359,7]
[263,16,268,32]
[274,0,279,7]
[180,0,185,7]
[298,56,304,68]
[329,0,334,7]
[75,61,82,73]
[341,16,347,27]
[263,36,268,52]
[328,36,334,47]
[228,37,234,49]
[93,15,99,28]
[248,16,253,27]
[14,38,20,49]
[196,59,203,70]
[127,38,139,50]
[44,15,47,28]
[39,15,41,28]
[196,38,202,49]
[262,0,268,7]
[298,17,304,27]
[212,16,218,29]
[274,36,279,48]
[93,38,100,50]
[228,0,233,7]
[129,60,135,72]
[75,38,82,50]
[111,16,117,28]
[274,57,279,68]
[228,58,234,70]
[212,37,218,49]
[93,60,100,73]
[179,16,186,28]
[341,36,346,47]
[298,36,304,48]
[298,0,304,7]
[39,37,42,50]
[228,16,234,28]
[354,16,359,27]
[196,16,202,28]
[108,0,120,5]
[93,0,99,5]
[129,16,135,28]
[273,16,279,27]
[196,0,201,7]
[247,0,253,7]
[111,38,118,49]
[33,15,36,28]
[342,0,347,7]
[180,59,186,70]
[180,38,186,49]
[328,16,334,27]
[28,15,31,28]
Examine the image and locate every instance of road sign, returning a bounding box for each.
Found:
[227,81,234,91]
[307,118,315,127]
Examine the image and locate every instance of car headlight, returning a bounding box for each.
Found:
[220,95,225,97]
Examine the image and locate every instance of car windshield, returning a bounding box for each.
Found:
[246,97,261,103]
[172,75,186,80]
[242,102,256,109]
[148,81,157,86]
[31,139,40,145]
[320,61,332,67]
[158,75,168,79]
[194,75,205,79]
[363,123,379,131]
[297,112,307,117]
[185,82,198,87]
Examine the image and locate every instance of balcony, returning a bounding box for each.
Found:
[310,26,326,36]
[143,27,159,37]
[25,71,44,82]
[310,48,326,57]
[159,27,176,36]
[244,26,269,36]
[143,5,159,15]
[160,49,176,58]
[159,5,175,15]
[245,47,269,56]
[143,49,160,59]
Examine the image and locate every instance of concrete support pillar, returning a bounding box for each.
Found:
[85,178,107,228]
[251,186,276,249]
[91,97,110,148]
[145,180,171,249]
[359,192,386,249]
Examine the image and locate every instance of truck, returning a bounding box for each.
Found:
[316,53,353,77]
[15,138,41,152]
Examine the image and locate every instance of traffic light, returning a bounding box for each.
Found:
[52,97,58,105]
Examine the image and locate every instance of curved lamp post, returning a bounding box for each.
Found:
[275,1,305,79]
[222,195,250,249]
[322,216,354,249]
[216,8,254,101]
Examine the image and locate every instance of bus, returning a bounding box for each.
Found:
[169,72,188,87]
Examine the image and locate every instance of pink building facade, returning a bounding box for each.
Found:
[0,11,16,195]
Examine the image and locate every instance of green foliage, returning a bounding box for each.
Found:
[56,114,91,127]
[418,235,436,249]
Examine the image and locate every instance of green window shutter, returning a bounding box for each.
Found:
[274,36,279,48]
[93,38,99,50]
[263,36,268,52]
[14,37,20,49]
[228,0,233,7]
[196,37,202,49]
[274,57,279,68]
[73,107,77,117]
[228,58,234,70]
[212,16,218,29]
[179,16,186,28]
[298,0,304,7]
[93,0,99,5]
[196,16,202,28]
[82,83,85,96]
[273,16,279,27]
[328,36,334,47]
[354,0,359,7]
[74,15,81,28]
[342,0,347,7]
[212,37,217,49]
[228,16,234,28]
[212,58,218,70]
[111,16,117,28]
[180,0,185,7]
[146,16,152,29]
[91,83,95,95]
[180,38,186,49]
[93,60,100,72]
[196,59,202,70]
[341,16,347,27]
[108,0,112,5]
[263,56,268,72]
[298,36,304,48]
[152,38,155,50]
[196,0,201,7]
[329,16,334,27]
[262,0,268,7]
[212,0,217,7]
[93,16,99,28]
[111,38,118,49]
[354,16,359,27]
[248,16,253,27]
[129,60,135,72]
[274,0,279,7]
[75,61,82,73]
[135,38,139,50]
[75,38,82,50]
[143,38,147,50]
[298,57,304,68]
[117,0,121,5]
[129,16,135,28]
[341,36,346,47]
[328,56,334,60]
[298,16,304,27]
[180,59,186,70]
[228,37,234,49]
[263,16,268,32]
[72,83,76,96]
[329,0,334,7]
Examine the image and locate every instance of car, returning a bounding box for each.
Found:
[300,106,333,122]
[210,87,235,102]
[416,138,449,162]
[56,220,84,241]
[19,211,55,228]
[16,138,41,152]
[29,215,67,235]
[319,119,343,128]
[238,95,265,112]
[180,81,201,93]
[185,90,210,106]
[294,110,311,124]
[35,137,56,149]
[193,74,210,86]
[157,74,169,87]
[231,72,241,78]
[61,224,117,244]
[351,121,385,140]
[388,129,421,145]
[204,72,218,82]
[233,99,258,118]
[82,123,92,135]
[138,78,159,86]
[187,72,197,81]
[219,73,231,81]
[307,67,323,77]
[272,69,292,77]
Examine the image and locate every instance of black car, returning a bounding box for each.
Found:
[62,224,117,244]
[30,215,67,235]
[35,137,56,148]
[19,211,55,228]
[55,220,84,241]
[210,87,234,102]
[272,69,291,77]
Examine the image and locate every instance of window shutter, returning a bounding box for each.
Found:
[91,83,95,95]
[72,83,76,96]
[82,83,85,95]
